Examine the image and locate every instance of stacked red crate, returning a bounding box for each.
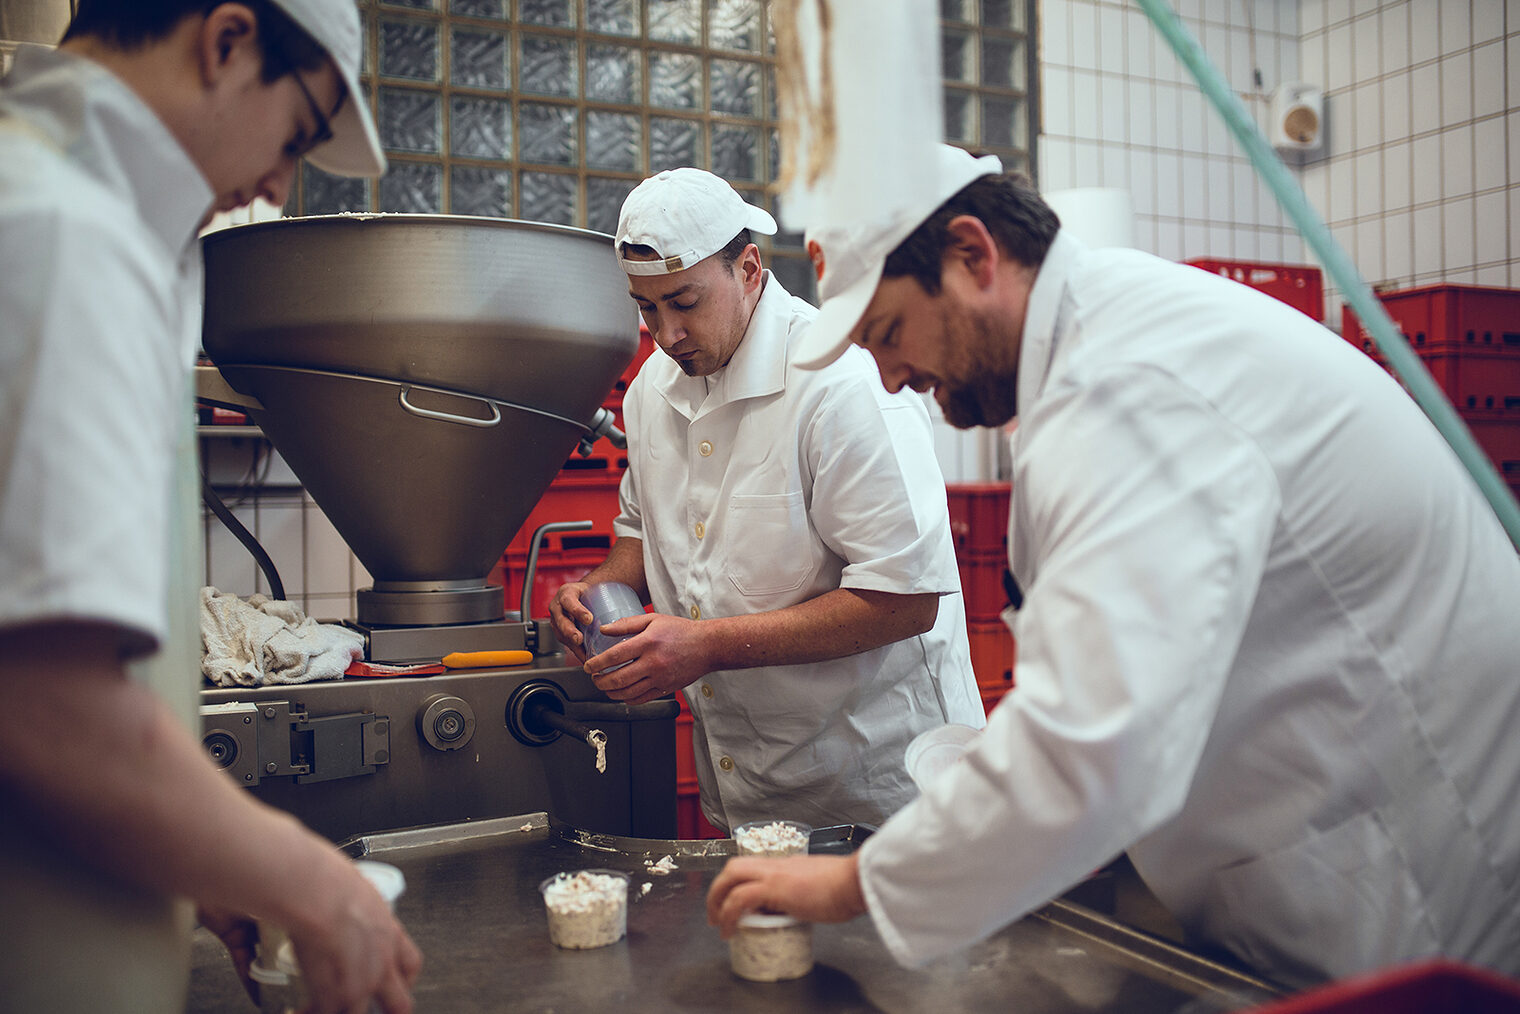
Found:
[1342,284,1520,501]
[947,482,1017,692]
[1186,259,1324,321]
[674,697,727,839]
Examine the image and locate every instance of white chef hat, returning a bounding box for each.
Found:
[792,145,1004,369]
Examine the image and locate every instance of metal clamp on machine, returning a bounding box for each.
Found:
[201,700,391,787]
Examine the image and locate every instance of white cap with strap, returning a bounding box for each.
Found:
[268,0,386,177]
[614,167,777,276]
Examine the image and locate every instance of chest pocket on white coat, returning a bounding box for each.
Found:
[725,491,814,597]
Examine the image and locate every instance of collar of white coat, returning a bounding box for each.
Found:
[4,46,214,261]
[1015,229,1087,419]
[650,269,799,417]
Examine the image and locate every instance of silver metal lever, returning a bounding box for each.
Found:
[521,520,593,622]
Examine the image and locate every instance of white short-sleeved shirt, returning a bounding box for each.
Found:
[616,271,985,831]
[857,232,1520,988]
[0,44,212,1012]
[0,45,208,652]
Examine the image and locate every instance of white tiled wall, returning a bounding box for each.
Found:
[1298,0,1518,329]
[1038,0,1519,334]
[1040,0,1308,264]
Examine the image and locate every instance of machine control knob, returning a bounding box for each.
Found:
[203,730,239,769]
[417,694,476,752]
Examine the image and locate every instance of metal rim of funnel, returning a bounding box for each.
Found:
[357,585,505,627]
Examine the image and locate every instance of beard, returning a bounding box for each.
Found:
[938,375,1018,429]
[936,304,1019,429]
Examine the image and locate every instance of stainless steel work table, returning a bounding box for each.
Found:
[186,815,1284,1013]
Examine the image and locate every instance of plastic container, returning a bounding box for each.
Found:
[253,860,406,1010]
[905,723,983,792]
[732,820,812,857]
[729,912,813,981]
[249,958,304,1014]
[576,581,645,664]
[539,869,630,949]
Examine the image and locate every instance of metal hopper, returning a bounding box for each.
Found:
[199,214,638,633]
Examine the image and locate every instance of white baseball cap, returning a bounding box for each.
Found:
[615,167,777,276]
[793,145,1004,370]
[269,0,386,177]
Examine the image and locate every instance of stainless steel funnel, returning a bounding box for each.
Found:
[200,215,638,627]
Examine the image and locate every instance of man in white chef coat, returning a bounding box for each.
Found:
[0,3,421,1011]
[548,167,984,833]
[708,144,1520,989]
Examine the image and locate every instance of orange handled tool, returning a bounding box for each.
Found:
[441,650,534,669]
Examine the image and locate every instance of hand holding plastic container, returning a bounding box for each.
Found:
[576,582,645,670]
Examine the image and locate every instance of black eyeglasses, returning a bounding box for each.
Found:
[287,71,335,160]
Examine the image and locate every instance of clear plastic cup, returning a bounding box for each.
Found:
[732,820,813,857]
[576,582,644,668]
[254,860,405,998]
[355,860,406,910]
[729,912,814,981]
[249,959,303,1014]
[539,869,630,949]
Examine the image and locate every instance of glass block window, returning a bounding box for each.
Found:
[296,2,1035,300]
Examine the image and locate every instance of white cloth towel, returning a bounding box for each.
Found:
[200,586,364,687]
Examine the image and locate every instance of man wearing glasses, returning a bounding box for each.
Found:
[0,3,421,1012]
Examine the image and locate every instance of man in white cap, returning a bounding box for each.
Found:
[0,4,420,1012]
[709,144,1520,989]
[548,167,984,834]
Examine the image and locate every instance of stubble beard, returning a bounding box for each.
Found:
[937,307,1018,430]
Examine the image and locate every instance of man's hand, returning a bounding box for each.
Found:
[583,613,712,704]
[547,581,594,664]
[198,906,260,1006]
[286,863,424,1014]
[707,855,868,938]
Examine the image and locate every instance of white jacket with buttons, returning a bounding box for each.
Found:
[615,271,985,831]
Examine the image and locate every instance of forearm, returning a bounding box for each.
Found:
[0,628,353,934]
[701,588,938,672]
[581,536,648,600]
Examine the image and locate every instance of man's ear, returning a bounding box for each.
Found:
[198,3,259,87]
[738,243,765,293]
[942,215,999,290]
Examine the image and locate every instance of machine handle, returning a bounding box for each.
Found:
[398,385,502,428]
[561,699,680,722]
[521,520,593,621]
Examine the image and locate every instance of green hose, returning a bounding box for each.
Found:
[1135,0,1520,549]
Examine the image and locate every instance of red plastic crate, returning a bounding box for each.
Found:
[506,475,622,555]
[966,618,1015,688]
[1246,959,1520,1014]
[1415,352,1520,411]
[605,327,657,410]
[493,546,606,619]
[980,683,1010,714]
[946,482,1012,555]
[1187,259,1324,321]
[675,712,697,791]
[1344,284,1520,353]
[958,550,1012,621]
[1343,284,1520,355]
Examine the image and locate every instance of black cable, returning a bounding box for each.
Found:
[200,472,286,600]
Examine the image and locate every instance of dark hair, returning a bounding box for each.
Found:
[883,170,1061,295]
[63,1,328,83]
[714,229,754,271]
[618,228,755,274]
